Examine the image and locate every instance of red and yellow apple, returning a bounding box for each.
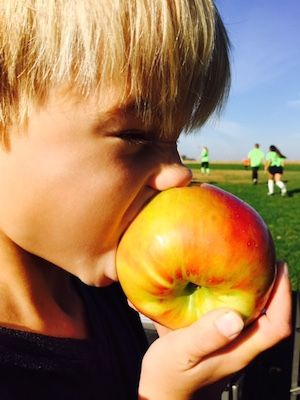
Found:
[116,184,276,330]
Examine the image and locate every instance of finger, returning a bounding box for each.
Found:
[241,262,290,344]
[166,308,244,370]
[140,309,244,400]
[205,262,292,377]
[240,261,291,352]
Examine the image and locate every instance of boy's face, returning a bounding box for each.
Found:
[0,86,192,286]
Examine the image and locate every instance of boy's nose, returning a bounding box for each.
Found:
[147,157,193,191]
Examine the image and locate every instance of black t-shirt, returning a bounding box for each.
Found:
[0,281,149,399]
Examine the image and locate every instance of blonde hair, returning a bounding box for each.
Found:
[0,0,230,140]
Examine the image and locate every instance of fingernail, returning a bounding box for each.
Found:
[215,311,244,338]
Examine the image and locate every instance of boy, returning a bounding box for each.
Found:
[247,143,265,184]
[201,146,210,174]
[0,1,291,399]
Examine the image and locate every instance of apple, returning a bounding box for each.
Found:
[116,184,276,330]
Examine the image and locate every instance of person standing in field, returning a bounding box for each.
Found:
[265,145,287,196]
[200,146,210,174]
[247,143,264,184]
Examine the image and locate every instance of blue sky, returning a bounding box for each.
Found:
[178,0,300,161]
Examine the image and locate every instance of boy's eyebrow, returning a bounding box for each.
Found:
[112,100,142,117]
[120,101,139,114]
[90,100,143,130]
[95,101,139,123]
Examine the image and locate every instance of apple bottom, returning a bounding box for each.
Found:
[129,284,269,330]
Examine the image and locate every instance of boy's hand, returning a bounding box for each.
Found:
[138,262,291,400]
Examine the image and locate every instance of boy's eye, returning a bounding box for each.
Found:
[117,130,178,147]
[118,130,154,145]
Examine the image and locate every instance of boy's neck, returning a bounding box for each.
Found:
[0,233,90,339]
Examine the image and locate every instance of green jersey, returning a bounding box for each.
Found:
[248,148,264,167]
[201,148,209,162]
[266,151,284,167]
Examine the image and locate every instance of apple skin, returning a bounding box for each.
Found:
[116,184,276,330]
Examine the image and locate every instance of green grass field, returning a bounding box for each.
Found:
[185,162,300,290]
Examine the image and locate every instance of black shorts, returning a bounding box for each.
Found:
[201,161,209,168]
[268,166,283,175]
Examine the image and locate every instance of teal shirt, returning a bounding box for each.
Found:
[248,148,264,167]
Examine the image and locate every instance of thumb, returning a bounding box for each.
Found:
[140,309,244,398]
[173,308,244,369]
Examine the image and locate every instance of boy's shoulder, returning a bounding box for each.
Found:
[0,281,148,399]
